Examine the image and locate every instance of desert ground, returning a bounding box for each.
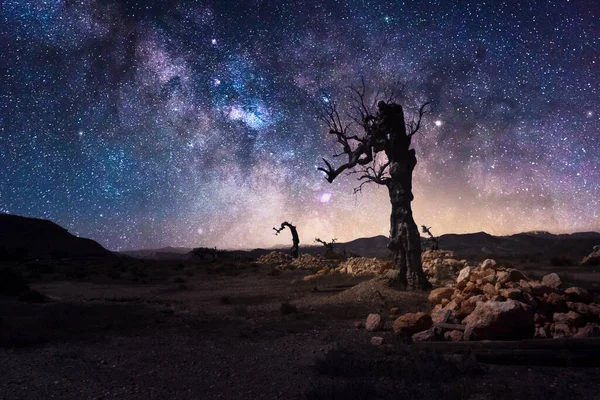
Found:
[1,254,600,400]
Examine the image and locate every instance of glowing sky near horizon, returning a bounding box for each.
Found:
[1,1,598,251]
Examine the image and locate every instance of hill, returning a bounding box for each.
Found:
[0,214,115,261]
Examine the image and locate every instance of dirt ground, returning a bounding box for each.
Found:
[1,258,600,399]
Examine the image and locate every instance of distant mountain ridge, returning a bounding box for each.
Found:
[0,213,114,260]
[122,230,600,261]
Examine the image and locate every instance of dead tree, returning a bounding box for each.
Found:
[421,225,439,250]
[315,237,337,257]
[273,222,299,258]
[318,80,432,290]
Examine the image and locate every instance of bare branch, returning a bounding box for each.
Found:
[408,101,434,137]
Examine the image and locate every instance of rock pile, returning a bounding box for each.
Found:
[421,250,470,284]
[290,254,330,270]
[256,251,292,265]
[408,259,600,342]
[335,257,388,276]
[581,245,600,266]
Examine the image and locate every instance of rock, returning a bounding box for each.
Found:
[365,313,384,331]
[482,283,497,296]
[444,330,464,341]
[552,323,572,338]
[519,280,532,293]
[542,273,562,289]
[497,269,527,286]
[581,246,600,266]
[441,298,450,307]
[522,292,538,308]
[535,324,551,338]
[564,287,593,303]
[534,313,549,324]
[354,321,364,329]
[412,329,437,342]
[567,302,590,316]
[489,295,506,302]
[462,300,534,340]
[456,267,472,290]
[530,282,554,297]
[393,312,433,338]
[390,307,400,315]
[428,287,455,304]
[480,259,497,270]
[588,303,600,317]
[431,309,451,324]
[544,293,567,312]
[457,295,487,319]
[573,324,600,338]
[499,288,523,300]
[302,274,319,282]
[370,336,384,346]
[553,311,585,327]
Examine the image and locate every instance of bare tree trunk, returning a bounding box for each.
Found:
[386,152,431,290]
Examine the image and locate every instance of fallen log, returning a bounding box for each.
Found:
[433,322,466,331]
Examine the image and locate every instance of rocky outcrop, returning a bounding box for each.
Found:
[581,245,600,266]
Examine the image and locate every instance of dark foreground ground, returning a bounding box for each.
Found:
[1,258,600,400]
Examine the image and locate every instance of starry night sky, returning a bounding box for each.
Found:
[1,0,598,251]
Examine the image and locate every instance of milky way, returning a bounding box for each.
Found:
[1,1,598,251]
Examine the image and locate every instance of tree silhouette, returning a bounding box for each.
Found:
[421,225,439,250]
[318,80,432,290]
[273,222,299,258]
[315,237,337,257]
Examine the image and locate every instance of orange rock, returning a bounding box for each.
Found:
[393,312,433,338]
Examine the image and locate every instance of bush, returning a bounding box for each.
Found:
[0,268,29,296]
[280,302,298,315]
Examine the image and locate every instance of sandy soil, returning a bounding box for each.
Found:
[1,260,600,399]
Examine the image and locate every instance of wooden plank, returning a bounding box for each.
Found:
[433,322,466,331]
[413,338,600,353]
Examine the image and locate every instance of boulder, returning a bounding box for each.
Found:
[393,312,433,338]
[541,273,562,289]
[428,287,455,304]
[412,329,437,342]
[482,283,497,296]
[365,313,385,331]
[444,330,464,341]
[462,300,534,340]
